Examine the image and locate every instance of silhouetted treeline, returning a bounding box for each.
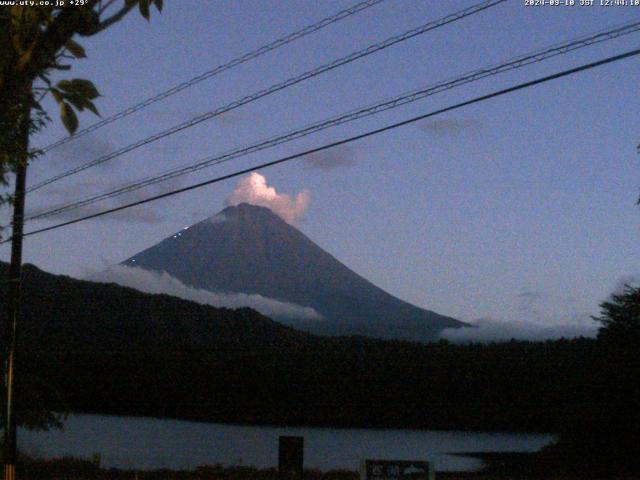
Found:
[3,263,639,476]
[0,262,605,433]
[18,337,597,433]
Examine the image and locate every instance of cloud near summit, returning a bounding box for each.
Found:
[226,172,309,225]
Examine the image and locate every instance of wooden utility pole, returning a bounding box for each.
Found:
[4,111,29,480]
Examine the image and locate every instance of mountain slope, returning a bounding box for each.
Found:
[123,203,465,341]
[0,262,314,354]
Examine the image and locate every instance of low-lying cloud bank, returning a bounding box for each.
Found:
[86,265,323,321]
[440,275,640,343]
[440,315,599,343]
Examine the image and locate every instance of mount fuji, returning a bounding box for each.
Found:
[122,203,465,341]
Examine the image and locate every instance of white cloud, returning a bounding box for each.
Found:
[304,145,357,171]
[86,265,323,322]
[26,172,186,225]
[440,314,598,343]
[225,172,309,225]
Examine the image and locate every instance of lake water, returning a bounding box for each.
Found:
[19,414,555,472]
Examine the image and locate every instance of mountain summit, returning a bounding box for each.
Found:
[122,203,465,341]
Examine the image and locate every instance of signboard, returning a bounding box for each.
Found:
[278,436,304,480]
[360,460,434,480]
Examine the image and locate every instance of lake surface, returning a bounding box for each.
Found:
[19,414,555,472]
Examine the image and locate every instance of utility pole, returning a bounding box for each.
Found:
[4,110,29,480]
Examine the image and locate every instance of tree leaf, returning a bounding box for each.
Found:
[70,79,100,99]
[139,0,150,20]
[63,92,86,112]
[125,0,138,7]
[50,88,64,105]
[84,99,100,117]
[65,39,86,59]
[75,8,101,36]
[153,0,163,12]
[60,102,78,134]
[57,79,100,99]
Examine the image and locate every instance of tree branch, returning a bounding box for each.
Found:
[94,3,136,34]
[15,1,100,77]
[98,0,118,15]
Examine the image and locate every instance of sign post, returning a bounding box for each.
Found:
[360,460,434,480]
[278,436,304,480]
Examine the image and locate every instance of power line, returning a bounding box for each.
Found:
[24,19,640,222]
[7,46,640,243]
[26,0,506,193]
[38,0,387,154]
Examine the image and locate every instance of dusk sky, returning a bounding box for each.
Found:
[2,0,639,341]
